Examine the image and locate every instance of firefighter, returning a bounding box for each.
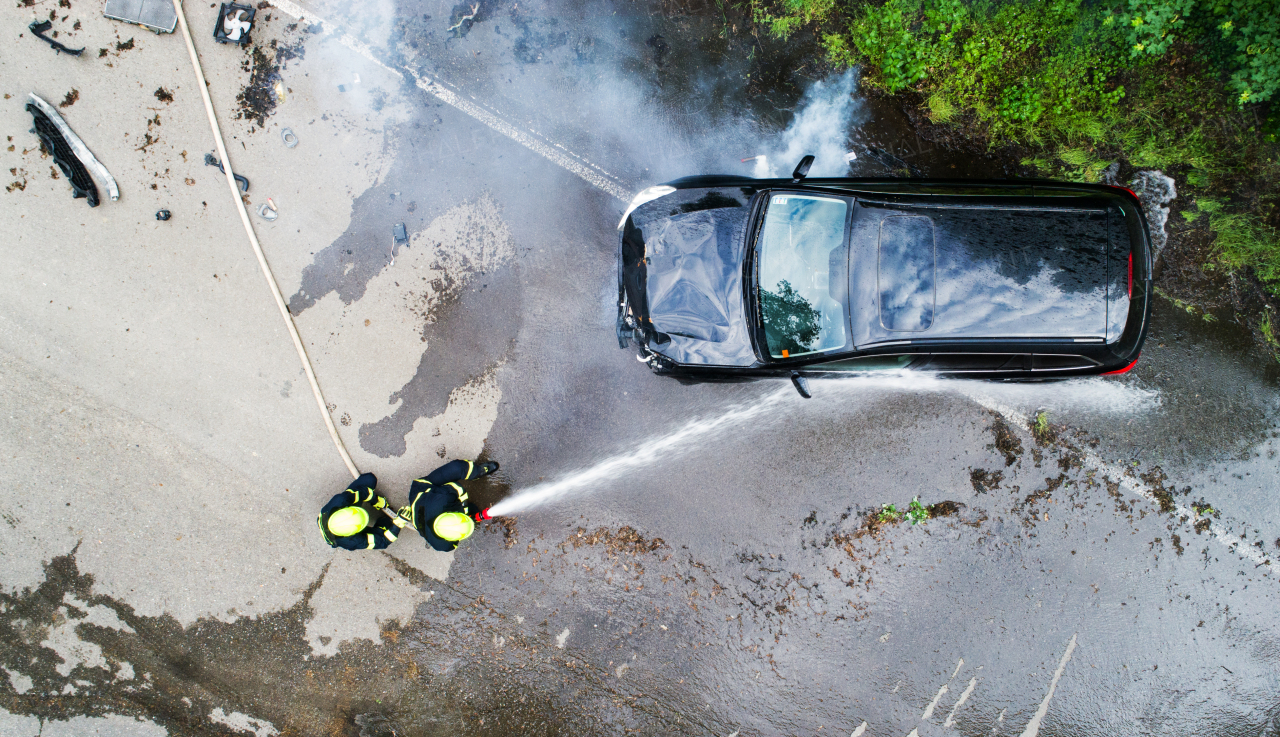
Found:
[318,472,407,550]
[399,460,498,552]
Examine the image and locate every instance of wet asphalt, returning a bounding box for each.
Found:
[281,0,1280,733]
[4,0,1279,733]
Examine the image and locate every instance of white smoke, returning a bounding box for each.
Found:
[752,68,863,179]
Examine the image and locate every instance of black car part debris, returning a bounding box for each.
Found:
[393,222,408,244]
[204,153,249,191]
[25,93,120,207]
[102,0,177,33]
[29,21,85,55]
[790,372,812,399]
[155,209,171,221]
[280,127,298,148]
[213,2,255,45]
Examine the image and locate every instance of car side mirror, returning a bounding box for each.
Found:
[791,155,815,183]
[790,371,812,398]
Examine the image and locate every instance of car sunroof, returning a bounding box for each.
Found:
[878,215,936,332]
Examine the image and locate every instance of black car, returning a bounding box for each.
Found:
[616,158,1151,393]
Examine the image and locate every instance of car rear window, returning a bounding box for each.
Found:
[878,215,936,331]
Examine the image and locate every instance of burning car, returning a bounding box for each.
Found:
[616,157,1151,394]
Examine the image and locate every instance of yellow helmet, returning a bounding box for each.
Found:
[327,506,369,537]
[432,512,474,541]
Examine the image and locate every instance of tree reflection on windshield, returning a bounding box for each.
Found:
[761,280,820,356]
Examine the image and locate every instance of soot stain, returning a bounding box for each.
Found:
[235,37,305,128]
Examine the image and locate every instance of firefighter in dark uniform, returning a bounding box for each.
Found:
[318,472,408,550]
[399,459,498,551]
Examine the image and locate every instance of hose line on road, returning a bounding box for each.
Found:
[170,0,360,479]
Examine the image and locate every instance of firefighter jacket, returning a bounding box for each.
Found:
[318,472,406,550]
[407,460,487,552]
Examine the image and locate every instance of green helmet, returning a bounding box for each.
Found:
[433,512,474,541]
[327,506,370,537]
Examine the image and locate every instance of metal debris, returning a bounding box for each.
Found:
[155,209,171,221]
[29,21,85,55]
[280,128,298,148]
[103,0,177,33]
[25,93,120,205]
[213,2,255,45]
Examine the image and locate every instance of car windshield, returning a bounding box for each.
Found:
[756,194,850,358]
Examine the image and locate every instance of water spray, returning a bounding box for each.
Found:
[484,373,1159,518]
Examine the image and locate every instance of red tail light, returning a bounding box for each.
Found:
[1128,253,1133,298]
[1103,355,1140,375]
[1110,185,1139,201]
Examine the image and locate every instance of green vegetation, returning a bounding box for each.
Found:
[1032,411,1052,443]
[1261,310,1278,354]
[744,0,1280,314]
[877,503,903,522]
[905,496,929,524]
[876,498,930,524]
[1192,501,1220,518]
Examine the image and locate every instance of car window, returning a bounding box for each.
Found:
[758,194,850,359]
[808,354,916,372]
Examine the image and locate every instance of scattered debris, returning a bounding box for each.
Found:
[257,201,277,220]
[969,468,1003,494]
[336,74,360,93]
[204,153,249,192]
[280,127,297,148]
[155,209,171,221]
[393,222,408,244]
[213,2,255,45]
[25,93,120,206]
[29,20,85,55]
[567,526,667,557]
[115,38,135,51]
[154,87,173,103]
[59,89,80,108]
[843,150,858,163]
[103,0,176,32]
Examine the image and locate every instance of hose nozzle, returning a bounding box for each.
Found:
[473,507,492,522]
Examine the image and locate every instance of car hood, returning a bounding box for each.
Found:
[622,188,758,366]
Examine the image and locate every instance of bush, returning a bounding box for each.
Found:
[1121,0,1279,105]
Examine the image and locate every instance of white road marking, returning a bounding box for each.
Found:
[991,708,1006,735]
[920,683,948,720]
[850,722,867,737]
[269,0,632,202]
[943,677,978,728]
[921,657,961,721]
[1018,633,1078,737]
[966,395,1279,578]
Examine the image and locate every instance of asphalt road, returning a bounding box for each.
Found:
[2,0,1279,734]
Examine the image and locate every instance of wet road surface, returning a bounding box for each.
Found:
[2,0,1279,733]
